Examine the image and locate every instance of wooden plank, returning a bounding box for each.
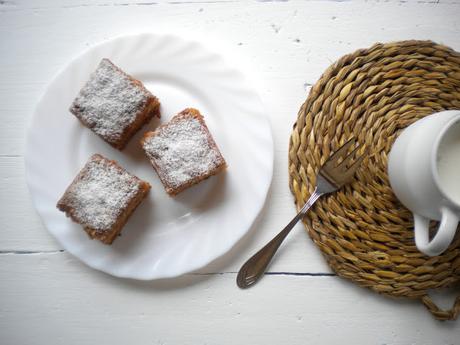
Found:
[2,0,460,11]
[0,156,59,251]
[0,155,333,273]
[1,0,459,155]
[0,252,459,345]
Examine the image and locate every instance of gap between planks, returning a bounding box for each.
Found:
[191,271,335,276]
[0,249,64,255]
[0,250,335,276]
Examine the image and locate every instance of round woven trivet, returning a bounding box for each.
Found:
[289,40,460,321]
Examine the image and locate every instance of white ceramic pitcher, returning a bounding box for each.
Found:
[388,110,460,256]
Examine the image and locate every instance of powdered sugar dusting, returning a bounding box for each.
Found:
[143,115,224,189]
[62,156,140,232]
[70,59,150,142]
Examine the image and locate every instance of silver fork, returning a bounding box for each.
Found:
[236,138,366,289]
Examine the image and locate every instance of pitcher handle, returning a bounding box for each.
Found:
[413,207,458,256]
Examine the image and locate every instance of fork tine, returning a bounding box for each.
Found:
[326,138,356,166]
[342,150,367,180]
[336,145,361,170]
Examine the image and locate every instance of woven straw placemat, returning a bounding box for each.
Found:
[288,40,460,321]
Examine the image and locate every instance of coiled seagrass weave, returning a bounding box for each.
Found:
[288,40,460,320]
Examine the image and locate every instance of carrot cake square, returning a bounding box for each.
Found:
[70,58,160,150]
[57,154,150,244]
[141,108,226,196]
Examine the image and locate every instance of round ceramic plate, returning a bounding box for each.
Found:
[25,34,273,280]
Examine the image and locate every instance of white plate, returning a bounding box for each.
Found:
[25,34,273,280]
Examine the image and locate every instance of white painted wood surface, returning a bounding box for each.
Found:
[1,1,460,344]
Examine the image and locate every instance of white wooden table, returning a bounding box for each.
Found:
[1,1,460,344]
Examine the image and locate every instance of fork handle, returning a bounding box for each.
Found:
[236,189,323,289]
